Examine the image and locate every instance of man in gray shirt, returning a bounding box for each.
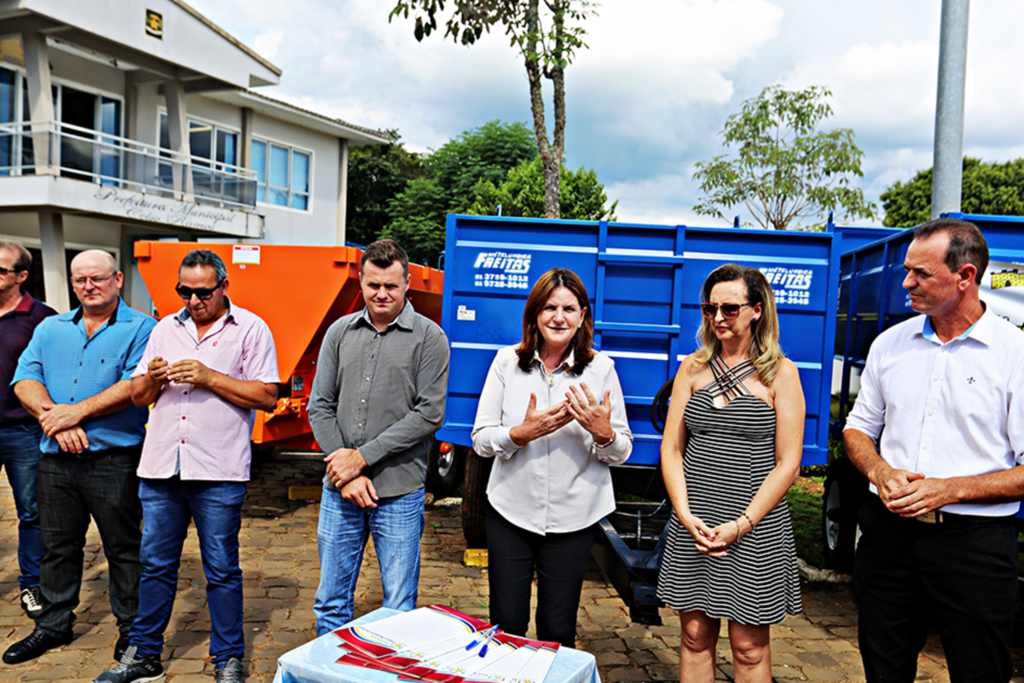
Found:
[308,239,449,635]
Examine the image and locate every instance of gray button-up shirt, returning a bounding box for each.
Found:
[308,301,450,498]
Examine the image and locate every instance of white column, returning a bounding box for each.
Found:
[336,138,349,246]
[22,32,54,175]
[163,78,192,198]
[38,210,70,312]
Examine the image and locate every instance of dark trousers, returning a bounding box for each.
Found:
[855,495,1018,683]
[35,448,143,637]
[486,503,596,648]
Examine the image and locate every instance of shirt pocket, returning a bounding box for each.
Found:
[96,356,126,384]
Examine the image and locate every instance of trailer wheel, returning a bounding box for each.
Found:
[462,448,492,549]
[426,440,464,500]
[821,458,867,572]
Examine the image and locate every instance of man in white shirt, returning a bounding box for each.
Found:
[844,217,1024,683]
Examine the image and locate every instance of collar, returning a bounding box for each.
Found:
[176,296,235,324]
[919,304,992,346]
[12,290,34,313]
[534,348,575,372]
[352,299,415,331]
[70,297,128,325]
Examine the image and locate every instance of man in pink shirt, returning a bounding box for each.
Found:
[93,249,279,683]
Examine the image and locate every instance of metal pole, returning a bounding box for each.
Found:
[931,0,970,219]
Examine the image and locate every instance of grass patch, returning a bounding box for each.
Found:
[787,476,826,569]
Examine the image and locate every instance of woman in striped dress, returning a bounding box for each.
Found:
[656,264,805,683]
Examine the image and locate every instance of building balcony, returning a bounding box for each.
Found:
[0,120,264,238]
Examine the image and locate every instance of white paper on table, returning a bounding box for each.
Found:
[334,605,492,659]
[507,641,559,683]
[409,631,519,678]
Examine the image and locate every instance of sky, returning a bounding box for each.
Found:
[203,0,1024,228]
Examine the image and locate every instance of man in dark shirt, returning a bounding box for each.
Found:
[0,241,55,617]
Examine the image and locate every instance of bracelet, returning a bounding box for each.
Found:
[733,519,742,543]
[594,433,616,449]
[742,512,755,532]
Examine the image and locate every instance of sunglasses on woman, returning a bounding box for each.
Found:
[175,282,224,301]
[700,302,753,319]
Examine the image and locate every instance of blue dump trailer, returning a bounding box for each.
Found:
[824,213,1024,571]
[435,214,854,623]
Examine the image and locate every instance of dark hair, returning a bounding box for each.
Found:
[180,249,227,283]
[912,218,988,285]
[516,268,595,375]
[362,239,409,278]
[0,240,31,272]
[693,263,786,386]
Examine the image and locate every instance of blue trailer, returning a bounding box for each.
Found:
[436,214,848,622]
[825,213,1024,570]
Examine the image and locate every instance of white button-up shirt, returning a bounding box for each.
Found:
[845,308,1024,516]
[472,346,632,534]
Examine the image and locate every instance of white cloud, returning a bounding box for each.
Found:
[199,0,1024,227]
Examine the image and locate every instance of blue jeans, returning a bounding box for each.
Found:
[130,478,247,666]
[0,423,43,590]
[314,486,425,636]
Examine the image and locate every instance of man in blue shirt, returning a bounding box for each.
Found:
[4,250,155,666]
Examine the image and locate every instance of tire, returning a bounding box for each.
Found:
[462,448,492,549]
[821,458,867,572]
[426,440,465,500]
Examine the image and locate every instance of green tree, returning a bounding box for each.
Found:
[693,85,877,231]
[428,120,536,211]
[467,157,617,221]
[346,131,425,246]
[881,157,1024,227]
[390,0,596,219]
[381,178,450,266]
[383,121,538,264]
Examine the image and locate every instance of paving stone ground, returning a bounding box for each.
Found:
[0,458,1015,682]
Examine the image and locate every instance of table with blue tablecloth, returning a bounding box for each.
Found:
[273,608,602,683]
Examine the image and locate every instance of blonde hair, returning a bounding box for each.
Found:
[692,264,786,386]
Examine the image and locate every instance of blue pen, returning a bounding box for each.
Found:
[465,625,499,654]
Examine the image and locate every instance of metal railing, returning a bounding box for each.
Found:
[0,120,257,211]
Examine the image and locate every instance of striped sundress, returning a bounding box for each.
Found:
[656,356,802,624]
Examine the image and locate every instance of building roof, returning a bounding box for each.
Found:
[210,89,394,147]
[170,0,281,78]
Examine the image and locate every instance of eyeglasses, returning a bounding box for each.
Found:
[700,302,753,319]
[0,266,24,276]
[72,275,114,287]
[175,282,224,301]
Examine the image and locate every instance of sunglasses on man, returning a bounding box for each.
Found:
[700,302,754,319]
[175,281,224,301]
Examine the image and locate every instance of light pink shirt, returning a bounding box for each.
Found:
[133,299,279,481]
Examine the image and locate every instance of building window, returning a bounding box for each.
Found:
[158,113,241,200]
[251,138,310,210]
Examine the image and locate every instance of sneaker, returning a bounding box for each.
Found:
[19,586,42,615]
[214,657,242,683]
[92,646,164,683]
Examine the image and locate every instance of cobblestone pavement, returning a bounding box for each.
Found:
[0,458,994,682]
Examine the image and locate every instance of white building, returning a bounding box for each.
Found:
[0,0,389,311]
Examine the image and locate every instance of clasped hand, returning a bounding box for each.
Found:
[682,514,740,558]
[150,357,214,387]
[875,465,952,518]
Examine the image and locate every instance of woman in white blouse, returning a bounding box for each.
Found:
[472,267,632,647]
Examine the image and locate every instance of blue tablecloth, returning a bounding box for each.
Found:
[273,608,601,683]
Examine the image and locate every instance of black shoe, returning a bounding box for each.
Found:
[114,632,131,662]
[19,586,42,616]
[2,627,74,664]
[92,646,164,683]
